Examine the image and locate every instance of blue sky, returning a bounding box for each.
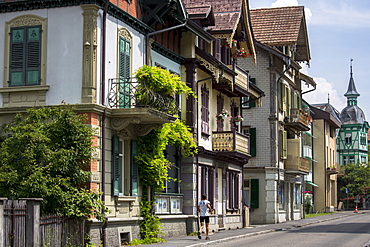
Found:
[249,0,370,119]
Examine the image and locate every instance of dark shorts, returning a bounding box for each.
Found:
[200,216,210,224]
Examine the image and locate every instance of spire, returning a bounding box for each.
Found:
[344,58,360,106]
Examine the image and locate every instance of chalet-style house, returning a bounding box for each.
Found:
[239,6,316,224]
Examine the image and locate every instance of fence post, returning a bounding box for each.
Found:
[20,198,43,247]
[0,198,6,247]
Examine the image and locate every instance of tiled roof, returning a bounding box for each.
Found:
[183,0,243,31]
[250,6,304,45]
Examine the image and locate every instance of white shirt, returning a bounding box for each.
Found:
[198,200,211,216]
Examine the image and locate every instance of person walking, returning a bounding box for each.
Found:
[197,194,213,240]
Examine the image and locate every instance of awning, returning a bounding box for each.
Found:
[306,181,319,187]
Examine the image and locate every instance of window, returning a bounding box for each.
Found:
[293,184,301,210]
[243,179,250,207]
[112,136,138,196]
[201,84,210,136]
[118,28,132,108]
[9,26,41,86]
[278,182,285,210]
[216,94,224,131]
[200,165,215,207]
[226,171,240,210]
[345,133,352,144]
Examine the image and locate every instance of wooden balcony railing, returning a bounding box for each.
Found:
[212,130,249,155]
[285,156,309,173]
[285,108,310,131]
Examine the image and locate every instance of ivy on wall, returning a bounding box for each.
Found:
[129,66,197,245]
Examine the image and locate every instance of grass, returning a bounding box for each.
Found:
[305,212,335,218]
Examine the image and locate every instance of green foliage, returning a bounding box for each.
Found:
[0,106,106,221]
[135,118,197,243]
[135,65,194,97]
[339,163,370,197]
[134,65,195,115]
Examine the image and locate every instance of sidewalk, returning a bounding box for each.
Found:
[144,210,369,247]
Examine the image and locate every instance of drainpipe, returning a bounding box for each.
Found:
[101,1,109,246]
[145,21,188,65]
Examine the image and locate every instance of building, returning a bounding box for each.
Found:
[337,63,369,166]
[310,102,341,212]
[0,0,261,244]
[239,6,316,224]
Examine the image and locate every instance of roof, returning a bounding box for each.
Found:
[310,103,341,128]
[183,0,256,62]
[344,66,360,97]
[250,6,310,61]
[183,0,243,32]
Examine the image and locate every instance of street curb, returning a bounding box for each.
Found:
[184,212,361,247]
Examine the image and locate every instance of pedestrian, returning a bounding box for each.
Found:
[197,194,213,240]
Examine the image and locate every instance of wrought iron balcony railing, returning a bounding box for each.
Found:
[108,78,178,114]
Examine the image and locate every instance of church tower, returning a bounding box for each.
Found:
[337,60,369,165]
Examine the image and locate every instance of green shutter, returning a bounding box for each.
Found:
[250,179,259,208]
[250,127,257,157]
[249,77,256,85]
[119,37,131,108]
[112,135,121,196]
[10,27,26,86]
[9,26,41,86]
[249,97,256,108]
[26,26,41,85]
[281,130,287,159]
[131,140,138,196]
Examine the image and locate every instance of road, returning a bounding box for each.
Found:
[212,213,370,247]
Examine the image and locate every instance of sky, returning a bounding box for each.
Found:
[249,0,370,119]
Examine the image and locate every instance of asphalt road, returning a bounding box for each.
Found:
[212,213,370,247]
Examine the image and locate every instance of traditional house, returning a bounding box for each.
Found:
[0,0,262,244]
[310,102,341,212]
[180,0,263,232]
[337,63,369,166]
[239,6,316,224]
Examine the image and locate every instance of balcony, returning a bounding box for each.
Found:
[212,130,250,163]
[284,108,310,131]
[285,157,309,174]
[326,164,340,175]
[286,139,309,174]
[107,78,176,137]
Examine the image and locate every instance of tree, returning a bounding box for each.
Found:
[0,106,106,220]
[339,163,370,197]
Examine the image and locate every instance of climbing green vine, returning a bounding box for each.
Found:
[127,65,197,245]
[131,119,197,245]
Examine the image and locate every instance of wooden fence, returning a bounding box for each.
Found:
[1,199,86,247]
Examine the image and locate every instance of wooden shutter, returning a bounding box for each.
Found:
[10,27,26,86]
[249,77,256,85]
[9,26,41,86]
[281,130,287,160]
[249,127,257,157]
[26,26,41,85]
[250,179,259,208]
[131,140,138,196]
[119,37,131,108]
[112,135,120,196]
